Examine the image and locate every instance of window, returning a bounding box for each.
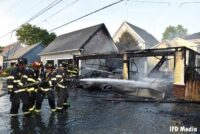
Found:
[47,60,54,65]
[57,59,73,67]
[10,62,16,67]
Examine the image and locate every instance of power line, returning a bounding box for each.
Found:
[36,0,79,26]
[0,0,23,17]
[50,0,125,32]
[0,30,16,40]
[0,0,124,40]
[6,30,14,60]
[24,0,64,24]
[135,0,170,6]
[179,1,200,7]
[18,0,52,21]
[0,0,64,39]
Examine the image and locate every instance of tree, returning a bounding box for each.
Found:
[16,24,56,45]
[0,46,3,53]
[162,25,188,40]
[116,31,139,51]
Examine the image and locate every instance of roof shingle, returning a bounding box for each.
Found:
[1,42,23,59]
[40,24,105,55]
[185,32,200,40]
[126,22,159,45]
[11,43,42,59]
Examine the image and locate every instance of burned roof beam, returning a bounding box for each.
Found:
[126,46,185,53]
[127,51,175,57]
[74,53,123,60]
[74,47,199,60]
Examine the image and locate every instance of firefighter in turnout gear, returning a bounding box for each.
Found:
[54,62,69,111]
[55,61,79,111]
[67,63,79,79]
[66,63,79,88]
[26,64,38,112]
[34,63,56,113]
[6,58,32,117]
[31,61,44,112]
[32,61,45,82]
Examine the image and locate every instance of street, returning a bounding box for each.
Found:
[0,89,199,134]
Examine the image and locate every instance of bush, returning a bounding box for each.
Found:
[0,67,14,77]
[0,72,8,77]
[4,67,14,74]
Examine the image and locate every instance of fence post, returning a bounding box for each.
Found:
[123,53,129,80]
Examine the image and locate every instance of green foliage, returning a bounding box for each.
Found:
[0,46,4,53]
[4,67,14,74]
[162,25,188,40]
[0,67,14,77]
[16,24,56,45]
[116,31,139,51]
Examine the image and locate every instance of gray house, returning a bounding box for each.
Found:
[185,32,200,45]
[39,23,118,70]
[113,21,159,75]
[185,32,200,54]
[113,21,159,51]
[0,42,23,68]
[0,42,45,68]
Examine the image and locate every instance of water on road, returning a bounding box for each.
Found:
[0,89,199,134]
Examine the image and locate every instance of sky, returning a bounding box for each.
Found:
[0,0,199,46]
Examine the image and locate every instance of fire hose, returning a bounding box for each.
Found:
[0,78,80,97]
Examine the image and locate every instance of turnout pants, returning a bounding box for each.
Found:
[56,86,69,110]
[35,89,56,112]
[10,91,30,117]
[28,90,37,111]
[63,88,69,108]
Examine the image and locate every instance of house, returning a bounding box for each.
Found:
[39,23,118,72]
[113,21,159,51]
[185,32,200,45]
[113,21,159,75]
[0,42,45,68]
[148,38,200,74]
[152,37,199,51]
[0,42,23,68]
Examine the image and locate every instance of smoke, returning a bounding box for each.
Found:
[79,56,174,100]
[80,78,163,91]
[129,56,174,94]
[80,78,166,100]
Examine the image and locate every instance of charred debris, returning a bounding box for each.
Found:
[73,47,200,103]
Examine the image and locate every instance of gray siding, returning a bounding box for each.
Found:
[83,30,117,54]
[80,29,117,76]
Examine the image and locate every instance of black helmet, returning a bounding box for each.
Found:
[61,61,67,67]
[18,58,27,65]
[45,63,54,69]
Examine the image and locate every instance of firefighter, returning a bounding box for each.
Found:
[21,59,37,114]
[26,63,38,112]
[30,61,44,112]
[34,63,56,113]
[6,58,31,117]
[54,62,69,111]
[62,62,79,108]
[32,61,45,81]
[66,63,78,78]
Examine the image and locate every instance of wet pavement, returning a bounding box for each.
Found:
[0,89,200,134]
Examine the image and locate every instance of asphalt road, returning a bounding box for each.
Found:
[0,89,199,134]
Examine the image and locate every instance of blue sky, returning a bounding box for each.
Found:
[0,0,199,46]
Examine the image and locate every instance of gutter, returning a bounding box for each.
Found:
[39,49,82,56]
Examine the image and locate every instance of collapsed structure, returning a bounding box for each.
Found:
[74,47,200,102]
